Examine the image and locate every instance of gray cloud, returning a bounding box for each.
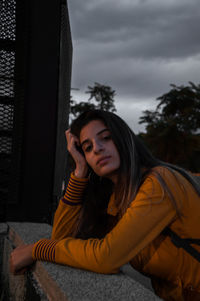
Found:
[68,0,200,132]
[69,0,200,59]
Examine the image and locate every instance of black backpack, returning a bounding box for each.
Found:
[162,227,200,262]
[162,174,200,263]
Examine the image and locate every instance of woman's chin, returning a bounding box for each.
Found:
[98,168,119,184]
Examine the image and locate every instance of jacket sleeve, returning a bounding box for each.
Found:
[32,174,177,274]
[51,172,89,240]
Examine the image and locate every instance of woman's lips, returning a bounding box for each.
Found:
[97,156,111,166]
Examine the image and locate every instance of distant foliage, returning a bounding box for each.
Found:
[70,82,116,120]
[138,82,200,172]
[139,82,200,134]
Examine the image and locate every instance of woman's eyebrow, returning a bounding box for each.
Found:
[81,128,110,147]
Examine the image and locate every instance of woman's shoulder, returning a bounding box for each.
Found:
[150,165,183,181]
[143,165,171,183]
[142,165,186,193]
[151,165,172,176]
[138,166,165,195]
[148,165,198,198]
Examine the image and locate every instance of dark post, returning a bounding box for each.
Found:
[0,0,72,222]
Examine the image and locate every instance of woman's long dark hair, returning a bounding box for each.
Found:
[69,110,200,239]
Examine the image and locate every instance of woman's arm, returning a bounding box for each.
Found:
[51,172,88,240]
[31,174,177,274]
[10,129,89,275]
[52,129,89,240]
[10,170,178,275]
[9,173,89,275]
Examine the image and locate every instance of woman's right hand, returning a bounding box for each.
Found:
[65,129,88,178]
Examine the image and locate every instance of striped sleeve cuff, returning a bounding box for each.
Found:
[62,172,89,205]
[32,239,58,262]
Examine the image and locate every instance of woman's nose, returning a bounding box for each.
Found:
[93,141,103,153]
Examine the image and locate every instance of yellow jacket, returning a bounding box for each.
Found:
[32,166,200,300]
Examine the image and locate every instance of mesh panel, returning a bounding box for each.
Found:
[0,50,15,97]
[0,0,16,41]
[0,103,14,131]
[0,0,16,220]
[0,50,15,76]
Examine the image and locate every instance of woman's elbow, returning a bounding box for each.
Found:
[93,261,120,274]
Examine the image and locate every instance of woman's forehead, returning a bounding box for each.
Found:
[80,120,108,141]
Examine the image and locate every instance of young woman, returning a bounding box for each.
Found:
[10,110,200,300]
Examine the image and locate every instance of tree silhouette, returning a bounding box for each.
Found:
[139,82,200,171]
[70,82,116,120]
[86,82,116,112]
[70,98,96,119]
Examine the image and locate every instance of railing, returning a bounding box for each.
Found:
[0,222,161,301]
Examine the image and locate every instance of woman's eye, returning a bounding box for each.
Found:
[103,135,111,140]
[84,145,92,152]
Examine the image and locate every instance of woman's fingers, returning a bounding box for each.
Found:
[10,251,29,275]
[9,244,35,275]
[65,130,76,150]
[15,268,28,275]
[65,130,83,158]
[65,129,88,177]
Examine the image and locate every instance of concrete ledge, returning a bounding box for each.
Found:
[0,222,162,300]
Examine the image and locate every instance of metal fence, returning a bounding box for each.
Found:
[0,0,72,222]
[0,0,17,221]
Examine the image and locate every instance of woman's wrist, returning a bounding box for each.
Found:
[74,166,88,178]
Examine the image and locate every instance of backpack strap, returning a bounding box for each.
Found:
[162,227,200,263]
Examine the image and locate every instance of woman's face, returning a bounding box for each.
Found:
[80,119,120,183]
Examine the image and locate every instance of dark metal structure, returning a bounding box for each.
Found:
[0,0,72,222]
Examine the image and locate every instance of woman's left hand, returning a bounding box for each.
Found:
[10,244,35,275]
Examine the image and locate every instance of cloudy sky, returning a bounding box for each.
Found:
[67,0,200,133]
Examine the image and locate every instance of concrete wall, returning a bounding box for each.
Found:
[0,222,162,301]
